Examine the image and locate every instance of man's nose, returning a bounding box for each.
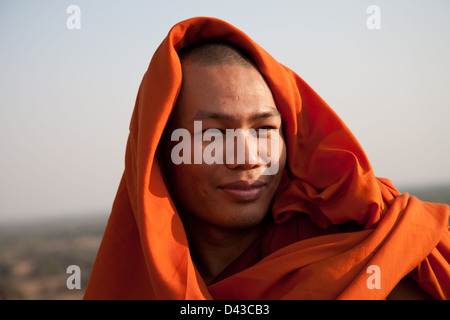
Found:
[225,131,262,170]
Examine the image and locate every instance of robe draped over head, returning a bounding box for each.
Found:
[84,17,450,300]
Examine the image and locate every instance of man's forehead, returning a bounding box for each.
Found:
[191,109,281,122]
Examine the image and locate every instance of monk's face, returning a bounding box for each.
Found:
[159,62,286,231]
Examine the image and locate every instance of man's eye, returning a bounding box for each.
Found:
[202,128,225,134]
[257,126,279,132]
[258,126,275,130]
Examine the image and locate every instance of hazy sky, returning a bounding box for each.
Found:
[1,0,449,223]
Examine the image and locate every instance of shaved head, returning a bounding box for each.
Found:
[178,41,257,69]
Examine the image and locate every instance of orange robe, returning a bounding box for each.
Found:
[84,17,450,300]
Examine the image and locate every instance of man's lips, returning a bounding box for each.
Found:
[218,180,266,202]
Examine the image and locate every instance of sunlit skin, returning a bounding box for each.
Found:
[159,61,286,284]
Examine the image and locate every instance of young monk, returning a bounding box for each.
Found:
[84,17,449,300]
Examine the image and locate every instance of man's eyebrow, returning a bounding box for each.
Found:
[192,109,281,122]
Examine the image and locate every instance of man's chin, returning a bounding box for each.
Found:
[211,204,270,231]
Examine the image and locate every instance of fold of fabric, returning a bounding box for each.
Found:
[84,17,450,300]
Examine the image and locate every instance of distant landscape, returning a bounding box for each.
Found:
[0,215,107,300]
[0,184,449,300]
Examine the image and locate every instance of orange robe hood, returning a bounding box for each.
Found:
[84,17,450,299]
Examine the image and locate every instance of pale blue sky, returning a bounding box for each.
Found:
[1,0,449,223]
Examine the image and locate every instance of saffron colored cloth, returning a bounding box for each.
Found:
[84,17,450,300]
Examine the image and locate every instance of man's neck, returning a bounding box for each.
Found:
[182,216,268,286]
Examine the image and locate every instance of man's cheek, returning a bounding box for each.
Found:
[260,131,281,176]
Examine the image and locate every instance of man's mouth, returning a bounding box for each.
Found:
[218,180,266,202]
